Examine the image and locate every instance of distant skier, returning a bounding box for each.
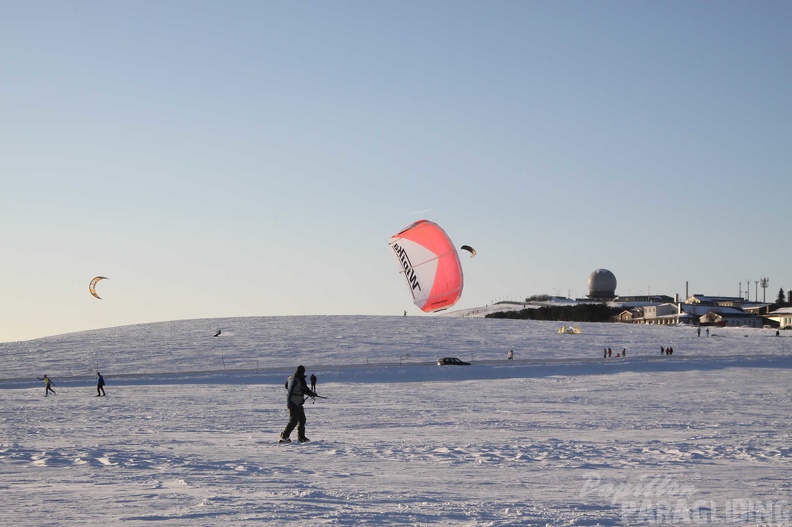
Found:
[96,372,106,397]
[507,349,514,360]
[622,348,627,357]
[310,373,317,393]
[38,375,56,397]
[280,365,318,443]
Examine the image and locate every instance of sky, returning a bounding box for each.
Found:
[2,0,791,342]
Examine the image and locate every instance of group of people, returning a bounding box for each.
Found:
[603,347,626,358]
[39,365,323,443]
[600,346,680,357]
[37,372,106,397]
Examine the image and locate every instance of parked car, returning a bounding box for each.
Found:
[437,357,470,366]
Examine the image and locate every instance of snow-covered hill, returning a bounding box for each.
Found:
[3,315,790,381]
[1,316,790,526]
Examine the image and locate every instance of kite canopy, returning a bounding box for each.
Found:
[89,276,108,299]
[389,220,463,313]
[460,245,476,258]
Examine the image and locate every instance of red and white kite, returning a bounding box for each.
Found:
[389,220,463,313]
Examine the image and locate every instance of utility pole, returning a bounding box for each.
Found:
[760,277,769,303]
[746,279,751,301]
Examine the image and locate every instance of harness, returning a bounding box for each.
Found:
[287,375,305,406]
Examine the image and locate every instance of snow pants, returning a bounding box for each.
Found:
[282,404,306,439]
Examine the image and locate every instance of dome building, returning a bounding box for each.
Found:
[587,268,617,300]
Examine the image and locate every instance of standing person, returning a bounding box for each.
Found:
[310,373,317,393]
[38,375,56,397]
[507,349,514,360]
[280,365,318,443]
[96,372,106,397]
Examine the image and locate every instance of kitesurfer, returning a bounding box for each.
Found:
[38,375,56,397]
[280,365,318,443]
[96,372,106,396]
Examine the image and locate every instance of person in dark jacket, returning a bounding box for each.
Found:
[310,373,317,392]
[96,372,106,396]
[280,365,317,443]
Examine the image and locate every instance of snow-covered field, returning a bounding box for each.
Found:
[1,316,790,526]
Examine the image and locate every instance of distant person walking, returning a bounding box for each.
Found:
[280,365,318,443]
[96,372,106,396]
[706,328,710,337]
[697,327,701,337]
[38,374,56,397]
[310,373,317,393]
[507,350,514,360]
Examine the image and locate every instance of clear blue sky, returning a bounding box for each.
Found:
[2,1,791,341]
